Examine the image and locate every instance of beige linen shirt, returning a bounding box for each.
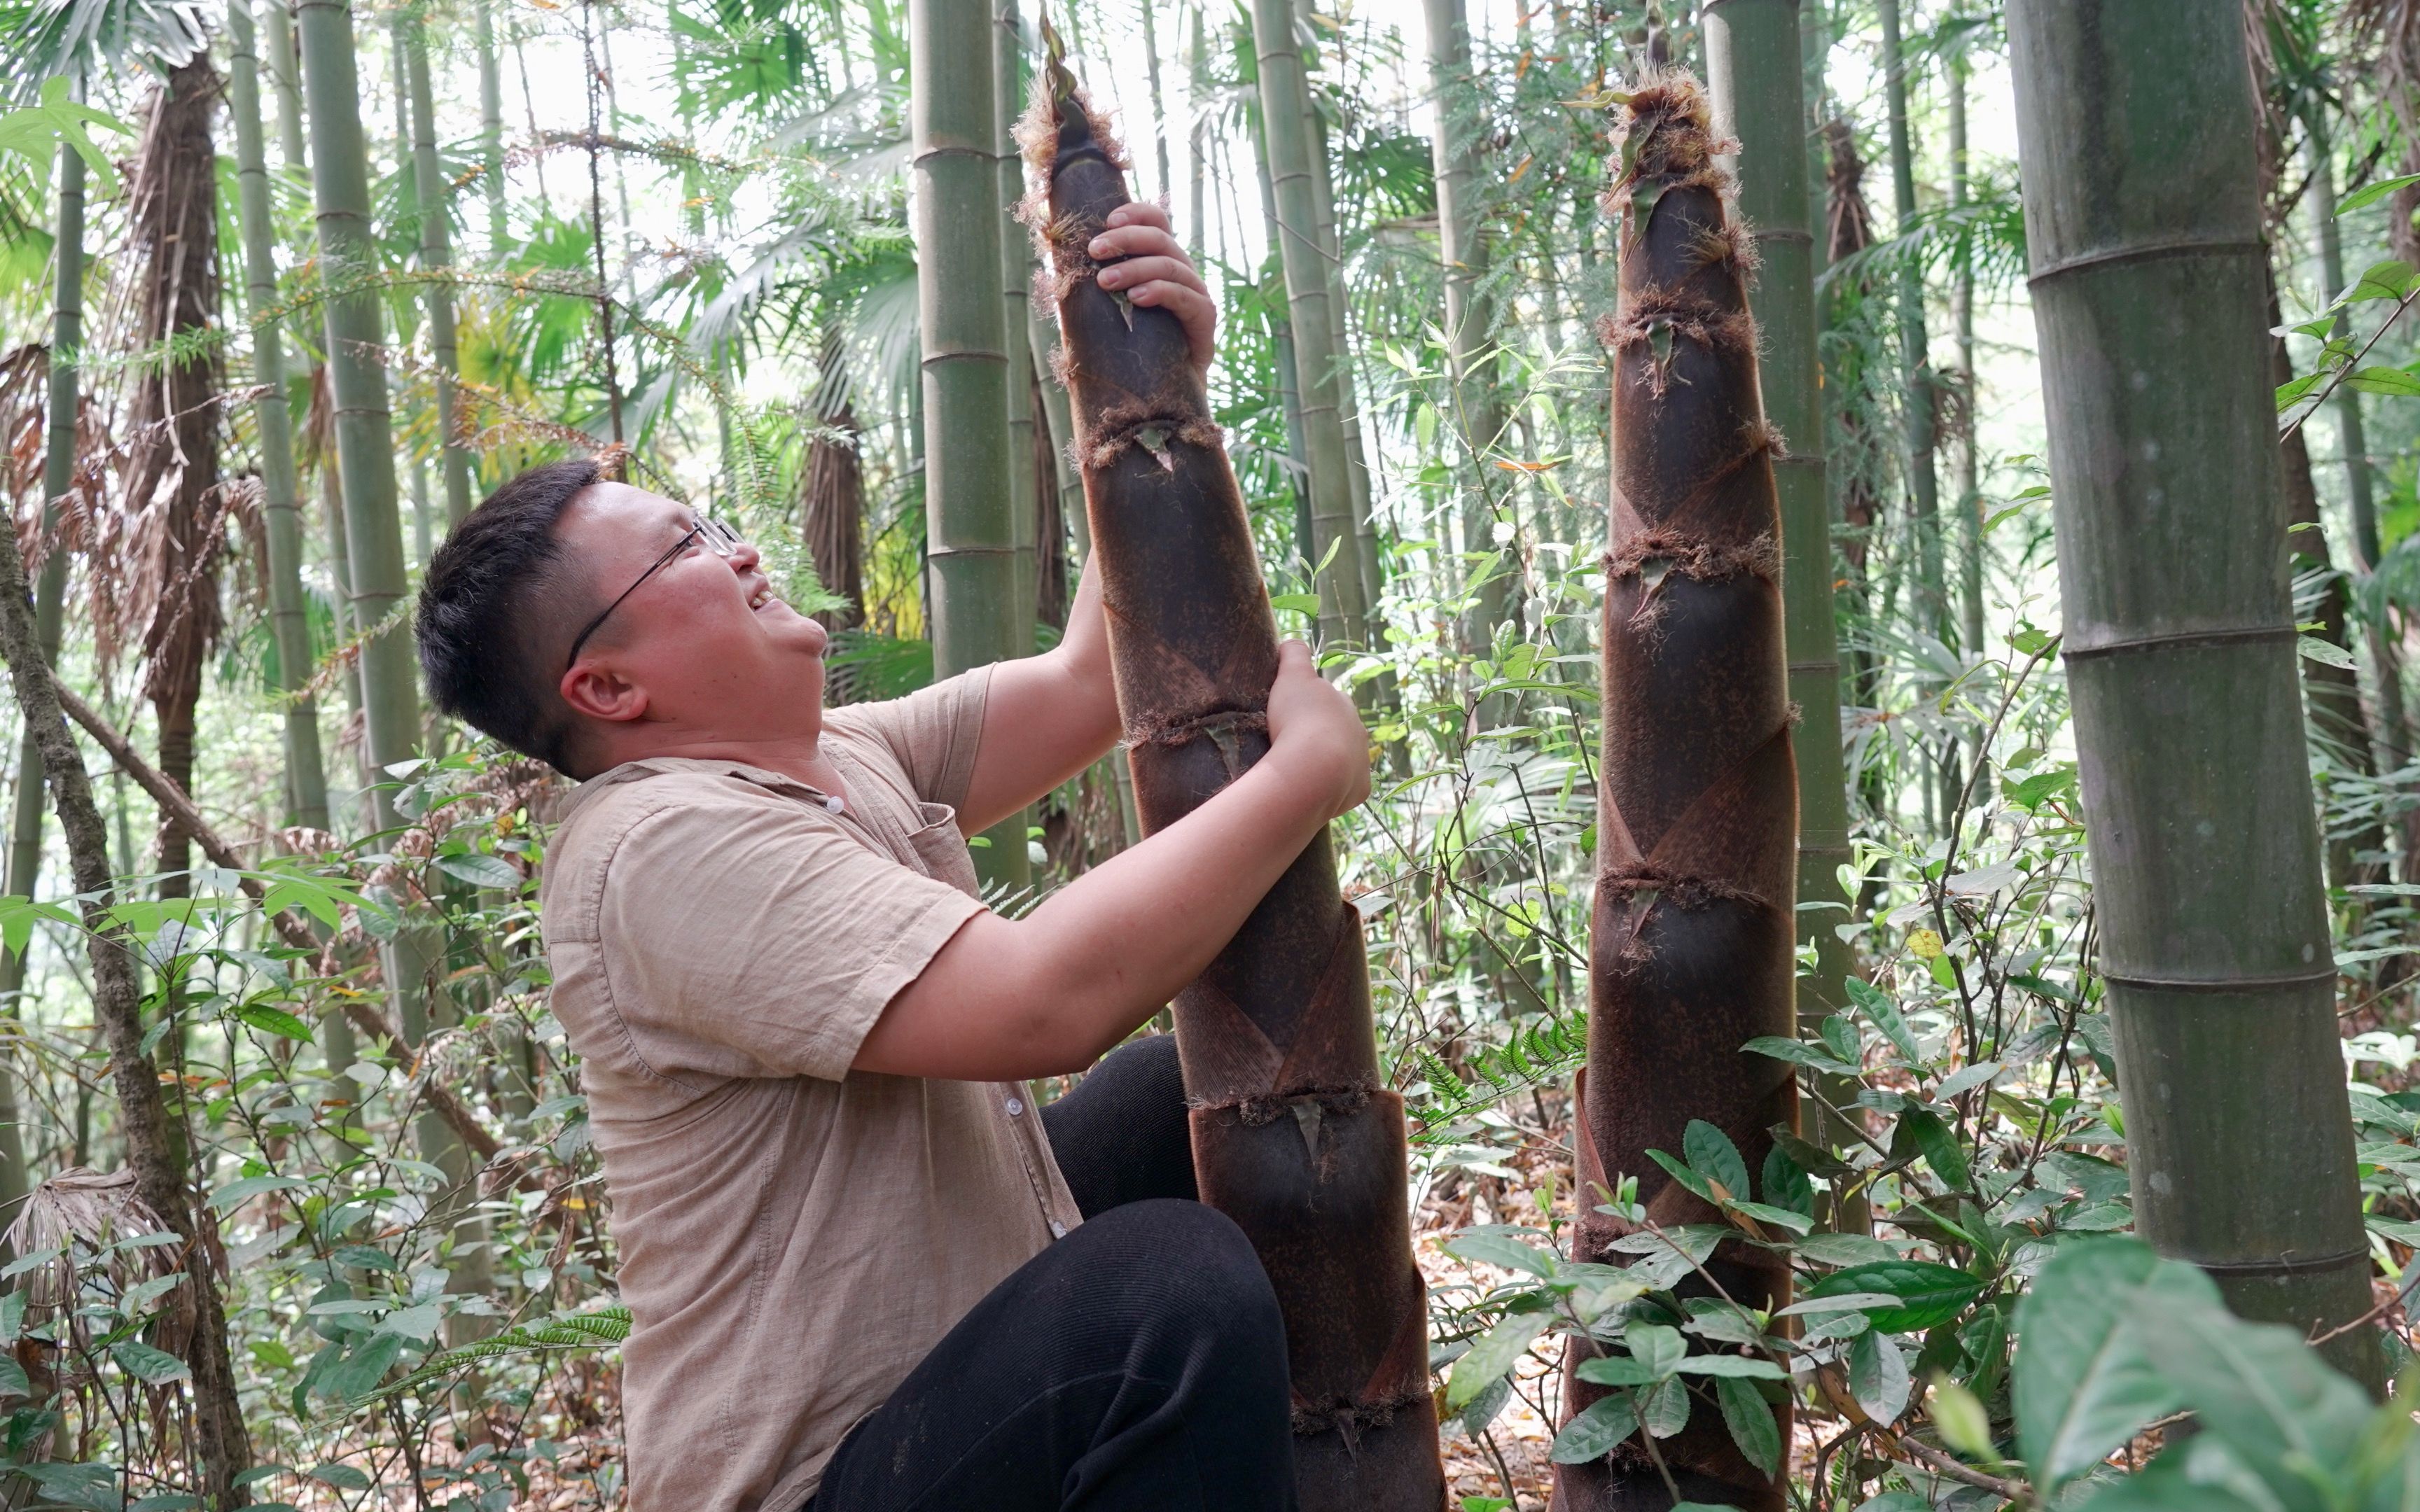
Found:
[538,668,1083,1512]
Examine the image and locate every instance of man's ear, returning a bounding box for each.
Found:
[561,659,649,724]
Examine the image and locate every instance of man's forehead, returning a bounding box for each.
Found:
[562,481,685,535]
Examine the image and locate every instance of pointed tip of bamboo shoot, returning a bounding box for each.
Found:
[1604,68,1736,206]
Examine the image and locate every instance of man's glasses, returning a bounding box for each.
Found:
[565,516,747,671]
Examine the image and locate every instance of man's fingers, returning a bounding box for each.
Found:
[1104,202,1172,233]
[1087,225,1188,266]
[1095,254,1206,297]
[1126,282,1217,365]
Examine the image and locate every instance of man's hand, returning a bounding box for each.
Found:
[1263,640,1371,822]
[1090,203,1216,371]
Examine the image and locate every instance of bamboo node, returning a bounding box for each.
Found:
[1213,1082,1375,1128]
[1604,529,1781,589]
[1290,1383,1428,1441]
[1080,402,1223,472]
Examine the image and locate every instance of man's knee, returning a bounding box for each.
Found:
[1060,1199,1281,1344]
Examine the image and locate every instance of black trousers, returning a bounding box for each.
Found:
[807,1037,1298,1512]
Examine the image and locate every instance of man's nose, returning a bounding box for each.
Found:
[728,538,762,571]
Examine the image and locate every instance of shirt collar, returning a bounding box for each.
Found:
[559,755,845,822]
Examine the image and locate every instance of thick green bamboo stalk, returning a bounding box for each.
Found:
[232,0,333,836]
[1024,69,1444,1508]
[266,0,307,170]
[298,0,446,1152]
[1875,0,1945,648]
[1948,53,1983,664]
[2006,0,2383,1390]
[1249,0,1365,648]
[1560,76,1797,1510]
[1422,0,1509,657]
[912,0,1029,888]
[402,4,474,526]
[996,0,1039,654]
[476,0,508,253]
[0,125,85,1248]
[1249,123,1318,571]
[1705,0,1855,1095]
[2307,113,2412,775]
[1302,100,1384,621]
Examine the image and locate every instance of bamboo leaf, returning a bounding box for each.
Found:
[2339,174,2420,216]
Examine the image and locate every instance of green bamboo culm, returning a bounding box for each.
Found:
[401,1,474,526]
[230,0,331,836]
[1704,0,1857,1175]
[476,0,509,254]
[0,99,88,1255]
[1421,0,1510,662]
[2005,0,2385,1391]
[1247,0,1366,650]
[1875,0,1946,655]
[911,0,1029,888]
[994,0,1041,645]
[295,0,444,1056]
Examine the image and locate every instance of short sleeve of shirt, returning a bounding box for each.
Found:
[590,785,987,1084]
[831,665,993,808]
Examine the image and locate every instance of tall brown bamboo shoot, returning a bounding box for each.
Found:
[1020,61,1445,1512]
[1557,74,1795,1512]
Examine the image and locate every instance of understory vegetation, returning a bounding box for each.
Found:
[1,0,2419,1508]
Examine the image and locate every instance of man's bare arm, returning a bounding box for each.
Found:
[957,556,1118,835]
[857,642,1366,1080]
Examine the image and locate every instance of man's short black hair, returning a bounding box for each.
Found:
[417,457,601,777]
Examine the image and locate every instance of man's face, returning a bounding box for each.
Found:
[554,482,830,736]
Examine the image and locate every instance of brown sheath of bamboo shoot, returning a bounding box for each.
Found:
[1555,74,1797,1512]
[1019,64,1446,1511]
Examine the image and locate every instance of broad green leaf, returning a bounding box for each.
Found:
[232,1001,314,1042]
[1898,1110,1972,1192]
[1676,1354,1786,1379]
[2013,1237,2218,1490]
[1267,592,1321,616]
[2130,1286,2373,1502]
[1741,1035,1861,1076]
[1550,1393,1639,1463]
[1646,1147,1715,1203]
[1641,1374,1690,1437]
[1844,976,1921,1063]
[1760,1143,1814,1217]
[1683,1120,1751,1203]
[118,1273,186,1319]
[1716,1374,1781,1477]
[1930,1376,1995,1460]
[435,853,521,890]
[2349,365,2420,397]
[1445,1232,1555,1278]
[1793,1233,1900,1267]
[0,1355,29,1399]
[1446,1312,1548,1410]
[1725,1200,1814,1236]
[210,1174,306,1211]
[1576,1353,1663,1389]
[111,1340,192,1385]
[1626,1322,1686,1378]
[2340,174,2420,216]
[1849,1331,1911,1424]
[1807,1261,1984,1331]
[2349,259,2419,302]
[2301,636,2360,671]
[306,1463,374,1491]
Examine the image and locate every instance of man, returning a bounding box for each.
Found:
[415,205,1370,1512]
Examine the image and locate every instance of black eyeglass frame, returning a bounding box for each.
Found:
[563,516,746,671]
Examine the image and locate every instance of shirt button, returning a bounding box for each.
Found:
[823,794,845,813]
[1004,1096,1024,1116]
[1049,1220,1067,1239]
